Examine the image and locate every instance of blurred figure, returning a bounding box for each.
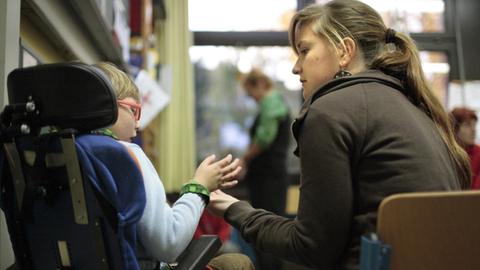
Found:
[241,68,290,215]
[450,107,480,189]
[240,68,290,270]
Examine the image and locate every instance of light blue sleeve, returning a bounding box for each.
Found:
[121,142,206,262]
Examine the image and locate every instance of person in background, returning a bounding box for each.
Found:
[240,68,291,217]
[93,62,254,270]
[240,68,290,270]
[207,1,471,269]
[450,107,480,189]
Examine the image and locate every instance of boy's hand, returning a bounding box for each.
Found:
[194,154,241,191]
[220,157,241,187]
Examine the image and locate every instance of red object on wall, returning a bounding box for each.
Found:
[130,0,141,36]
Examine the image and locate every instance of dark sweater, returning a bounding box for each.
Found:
[224,70,461,270]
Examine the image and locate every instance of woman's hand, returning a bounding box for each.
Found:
[194,154,241,191]
[207,190,240,216]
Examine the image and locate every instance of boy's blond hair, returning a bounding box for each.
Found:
[94,62,140,102]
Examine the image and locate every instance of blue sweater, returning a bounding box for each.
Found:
[76,134,146,270]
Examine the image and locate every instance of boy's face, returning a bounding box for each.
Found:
[111,97,141,142]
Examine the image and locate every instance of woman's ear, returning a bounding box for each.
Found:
[339,37,357,68]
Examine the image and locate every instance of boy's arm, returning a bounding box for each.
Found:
[122,142,206,262]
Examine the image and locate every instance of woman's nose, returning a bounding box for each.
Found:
[292,60,300,75]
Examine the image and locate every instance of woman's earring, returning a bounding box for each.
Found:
[334,68,352,79]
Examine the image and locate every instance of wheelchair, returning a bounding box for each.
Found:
[0,63,220,270]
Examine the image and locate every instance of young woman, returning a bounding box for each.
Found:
[207,1,471,269]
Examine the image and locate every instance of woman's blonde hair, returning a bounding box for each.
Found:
[93,62,140,103]
[289,0,471,188]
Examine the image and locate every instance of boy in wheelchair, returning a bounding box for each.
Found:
[93,62,254,270]
[0,62,253,270]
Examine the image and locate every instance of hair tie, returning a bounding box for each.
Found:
[385,28,397,52]
[385,28,396,44]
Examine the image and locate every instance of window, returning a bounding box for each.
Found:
[189,0,296,31]
[191,46,301,171]
[420,51,450,104]
[190,0,457,172]
[315,0,445,33]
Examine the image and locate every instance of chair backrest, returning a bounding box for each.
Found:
[377,190,480,270]
[6,62,117,132]
[0,63,137,270]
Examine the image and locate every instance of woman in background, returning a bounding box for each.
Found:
[240,68,290,269]
[450,107,480,189]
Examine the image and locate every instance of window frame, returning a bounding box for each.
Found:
[193,0,459,80]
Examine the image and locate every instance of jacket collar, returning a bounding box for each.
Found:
[292,70,404,156]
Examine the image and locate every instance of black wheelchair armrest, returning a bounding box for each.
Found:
[174,235,222,270]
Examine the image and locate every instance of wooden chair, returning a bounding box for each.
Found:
[368,190,480,270]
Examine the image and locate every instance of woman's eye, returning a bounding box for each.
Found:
[299,48,308,55]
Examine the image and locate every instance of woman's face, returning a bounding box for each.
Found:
[457,119,477,147]
[245,81,267,102]
[292,22,340,100]
[110,97,140,142]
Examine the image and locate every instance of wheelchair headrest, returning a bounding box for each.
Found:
[6,63,118,132]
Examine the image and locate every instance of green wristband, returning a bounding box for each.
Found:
[180,182,210,204]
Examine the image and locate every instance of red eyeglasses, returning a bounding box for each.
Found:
[117,99,142,121]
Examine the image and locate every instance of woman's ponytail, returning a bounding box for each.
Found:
[371,30,471,189]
